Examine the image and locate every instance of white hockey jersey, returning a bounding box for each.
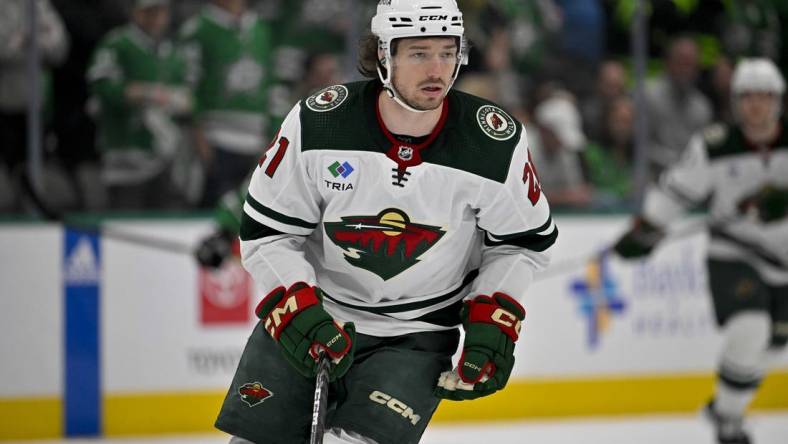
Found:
[643,123,788,284]
[240,81,557,336]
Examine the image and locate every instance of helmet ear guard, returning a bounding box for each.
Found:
[370,0,468,113]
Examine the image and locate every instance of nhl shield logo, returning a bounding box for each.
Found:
[238,382,273,407]
[306,85,349,112]
[397,146,414,161]
[477,105,516,141]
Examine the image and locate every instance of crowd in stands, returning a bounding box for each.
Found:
[1,0,787,215]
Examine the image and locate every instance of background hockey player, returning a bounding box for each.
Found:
[614,58,788,444]
[214,1,557,443]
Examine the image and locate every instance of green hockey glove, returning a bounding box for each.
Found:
[755,185,788,223]
[613,217,664,259]
[435,293,525,401]
[256,282,355,381]
[195,229,237,268]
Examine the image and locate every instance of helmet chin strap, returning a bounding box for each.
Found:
[376,64,431,114]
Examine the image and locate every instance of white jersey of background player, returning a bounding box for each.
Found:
[615,58,788,444]
[215,1,556,443]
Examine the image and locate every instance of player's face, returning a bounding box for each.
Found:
[390,37,458,111]
[737,92,780,131]
[134,5,170,39]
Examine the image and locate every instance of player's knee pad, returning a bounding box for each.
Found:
[323,427,380,444]
[720,311,771,374]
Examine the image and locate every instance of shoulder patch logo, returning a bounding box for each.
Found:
[238,381,273,407]
[306,85,349,112]
[703,123,728,147]
[476,105,516,141]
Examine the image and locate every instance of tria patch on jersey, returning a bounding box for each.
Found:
[306,85,349,112]
[476,105,516,141]
[324,208,445,280]
[323,156,358,191]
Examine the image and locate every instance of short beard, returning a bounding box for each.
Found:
[391,79,443,111]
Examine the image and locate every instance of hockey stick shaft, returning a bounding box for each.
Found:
[65,221,195,255]
[536,218,709,281]
[310,351,331,444]
[18,169,196,255]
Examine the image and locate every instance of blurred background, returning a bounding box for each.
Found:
[1,0,787,442]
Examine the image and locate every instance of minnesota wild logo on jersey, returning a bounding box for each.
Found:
[476,105,516,141]
[324,209,445,280]
[306,85,349,112]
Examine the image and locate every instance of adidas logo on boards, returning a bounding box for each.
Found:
[64,236,100,285]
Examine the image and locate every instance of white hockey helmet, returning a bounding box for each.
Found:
[370,0,468,112]
[731,58,785,121]
[731,58,785,96]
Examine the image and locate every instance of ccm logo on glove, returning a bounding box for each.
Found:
[256,282,356,381]
[434,292,526,401]
[260,286,319,339]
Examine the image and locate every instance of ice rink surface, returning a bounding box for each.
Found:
[13,411,788,444]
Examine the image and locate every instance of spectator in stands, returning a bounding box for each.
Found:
[644,35,712,177]
[529,87,593,209]
[292,51,344,101]
[584,94,635,208]
[87,0,191,210]
[50,0,126,212]
[178,0,276,208]
[701,55,736,125]
[456,25,527,122]
[581,59,627,143]
[0,0,69,212]
[551,0,606,99]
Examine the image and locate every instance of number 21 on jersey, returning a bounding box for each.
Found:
[258,129,290,178]
[522,151,541,206]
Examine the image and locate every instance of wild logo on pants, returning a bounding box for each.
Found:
[238,382,273,407]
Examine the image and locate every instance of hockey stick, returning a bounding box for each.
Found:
[65,220,195,255]
[310,351,331,444]
[17,168,197,255]
[536,218,710,281]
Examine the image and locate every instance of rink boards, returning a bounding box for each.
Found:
[1,216,786,440]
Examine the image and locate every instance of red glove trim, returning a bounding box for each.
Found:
[308,321,352,361]
[466,293,524,342]
[457,350,496,384]
[259,283,320,340]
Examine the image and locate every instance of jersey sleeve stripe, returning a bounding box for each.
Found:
[239,212,289,241]
[485,216,554,240]
[662,180,703,207]
[245,193,318,230]
[483,225,558,252]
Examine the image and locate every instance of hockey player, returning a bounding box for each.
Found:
[214,1,557,443]
[614,58,788,444]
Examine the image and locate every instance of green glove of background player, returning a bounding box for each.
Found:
[435,292,525,401]
[256,282,355,381]
[613,217,665,259]
[752,185,788,223]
